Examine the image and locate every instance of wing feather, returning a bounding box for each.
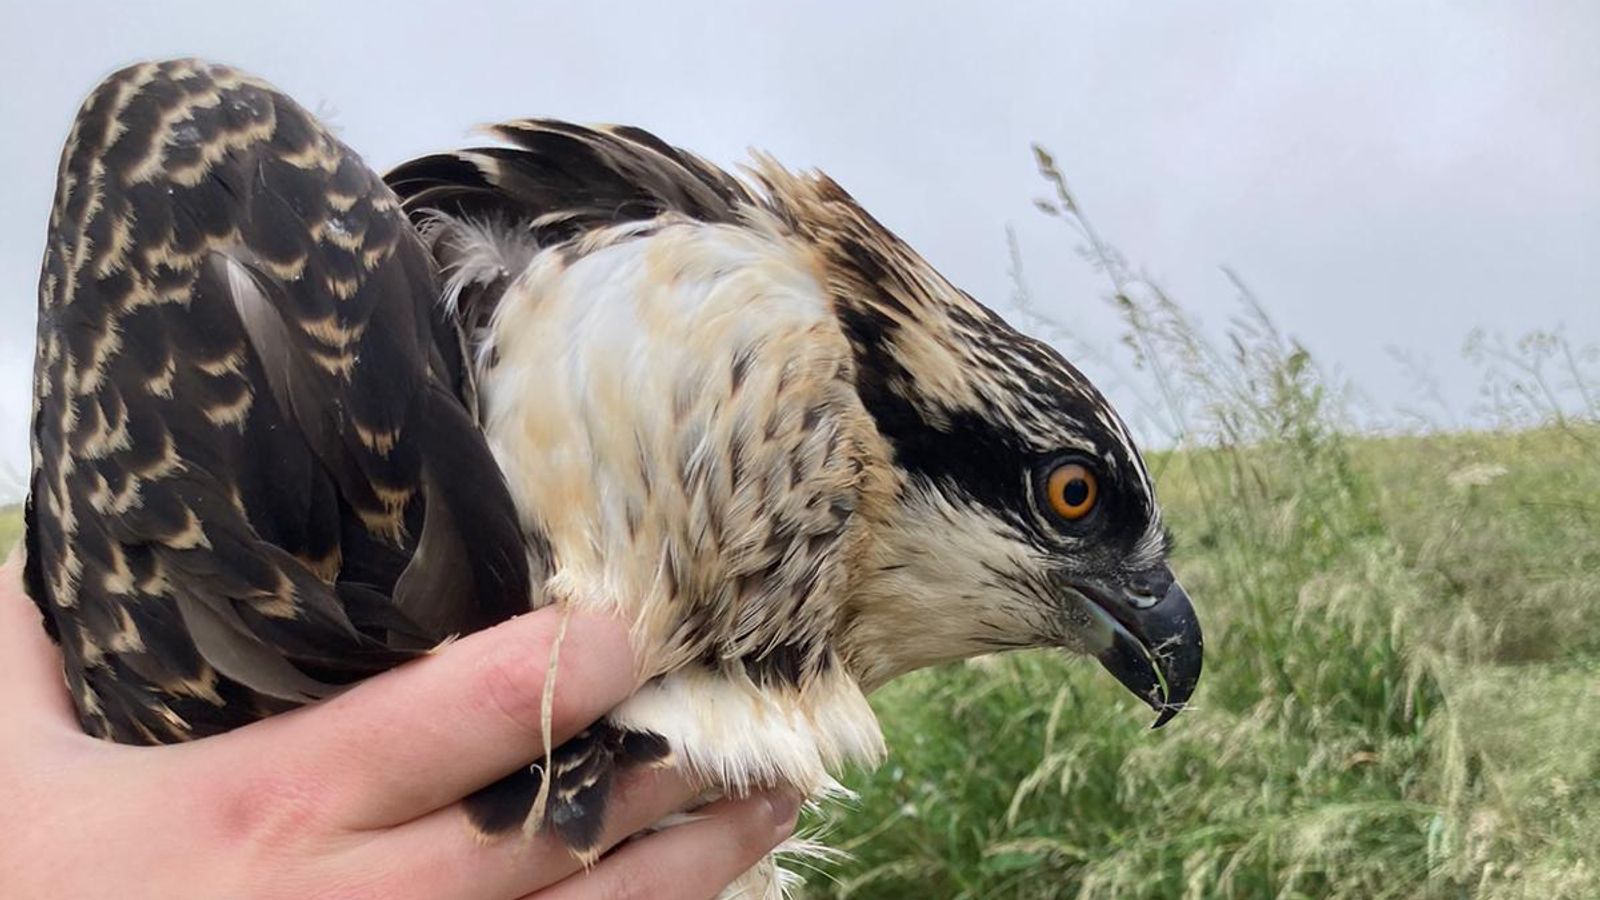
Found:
[24,59,530,742]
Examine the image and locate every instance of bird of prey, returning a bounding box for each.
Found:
[24,59,1202,896]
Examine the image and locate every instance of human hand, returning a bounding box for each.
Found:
[0,546,798,899]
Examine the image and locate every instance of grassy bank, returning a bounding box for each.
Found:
[800,149,1598,898]
[0,504,19,558]
[807,424,1598,899]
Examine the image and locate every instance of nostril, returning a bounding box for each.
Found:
[1125,566,1174,601]
[1127,591,1161,610]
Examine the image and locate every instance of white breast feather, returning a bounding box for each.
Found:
[475,219,886,838]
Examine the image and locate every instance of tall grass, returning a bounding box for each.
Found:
[806,149,1599,898]
[0,503,20,558]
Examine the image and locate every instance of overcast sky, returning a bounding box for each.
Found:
[1,1,1596,501]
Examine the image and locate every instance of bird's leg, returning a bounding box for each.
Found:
[464,718,672,860]
[464,578,678,856]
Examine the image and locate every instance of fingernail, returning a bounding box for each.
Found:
[764,789,802,835]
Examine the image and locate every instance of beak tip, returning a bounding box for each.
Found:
[1149,704,1185,729]
[1081,570,1203,730]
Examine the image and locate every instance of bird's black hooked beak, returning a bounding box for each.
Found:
[1069,566,1203,728]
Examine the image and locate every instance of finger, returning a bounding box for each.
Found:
[206,606,639,828]
[531,790,802,900]
[0,544,80,731]
[344,764,703,900]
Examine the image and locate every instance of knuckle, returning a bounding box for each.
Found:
[215,770,378,900]
[474,633,554,738]
[215,765,333,853]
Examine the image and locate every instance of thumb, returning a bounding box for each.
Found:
[0,542,80,731]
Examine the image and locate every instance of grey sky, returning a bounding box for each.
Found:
[2,1,1596,501]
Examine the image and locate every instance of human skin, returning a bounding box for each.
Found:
[0,547,799,899]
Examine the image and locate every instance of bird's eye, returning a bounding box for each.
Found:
[1045,462,1098,521]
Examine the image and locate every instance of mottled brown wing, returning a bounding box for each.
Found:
[23,59,530,744]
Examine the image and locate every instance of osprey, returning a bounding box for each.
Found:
[24,59,1202,896]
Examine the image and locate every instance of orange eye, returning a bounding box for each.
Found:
[1046,463,1098,521]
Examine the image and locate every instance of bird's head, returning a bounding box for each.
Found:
[762,166,1202,726]
[387,120,1201,725]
